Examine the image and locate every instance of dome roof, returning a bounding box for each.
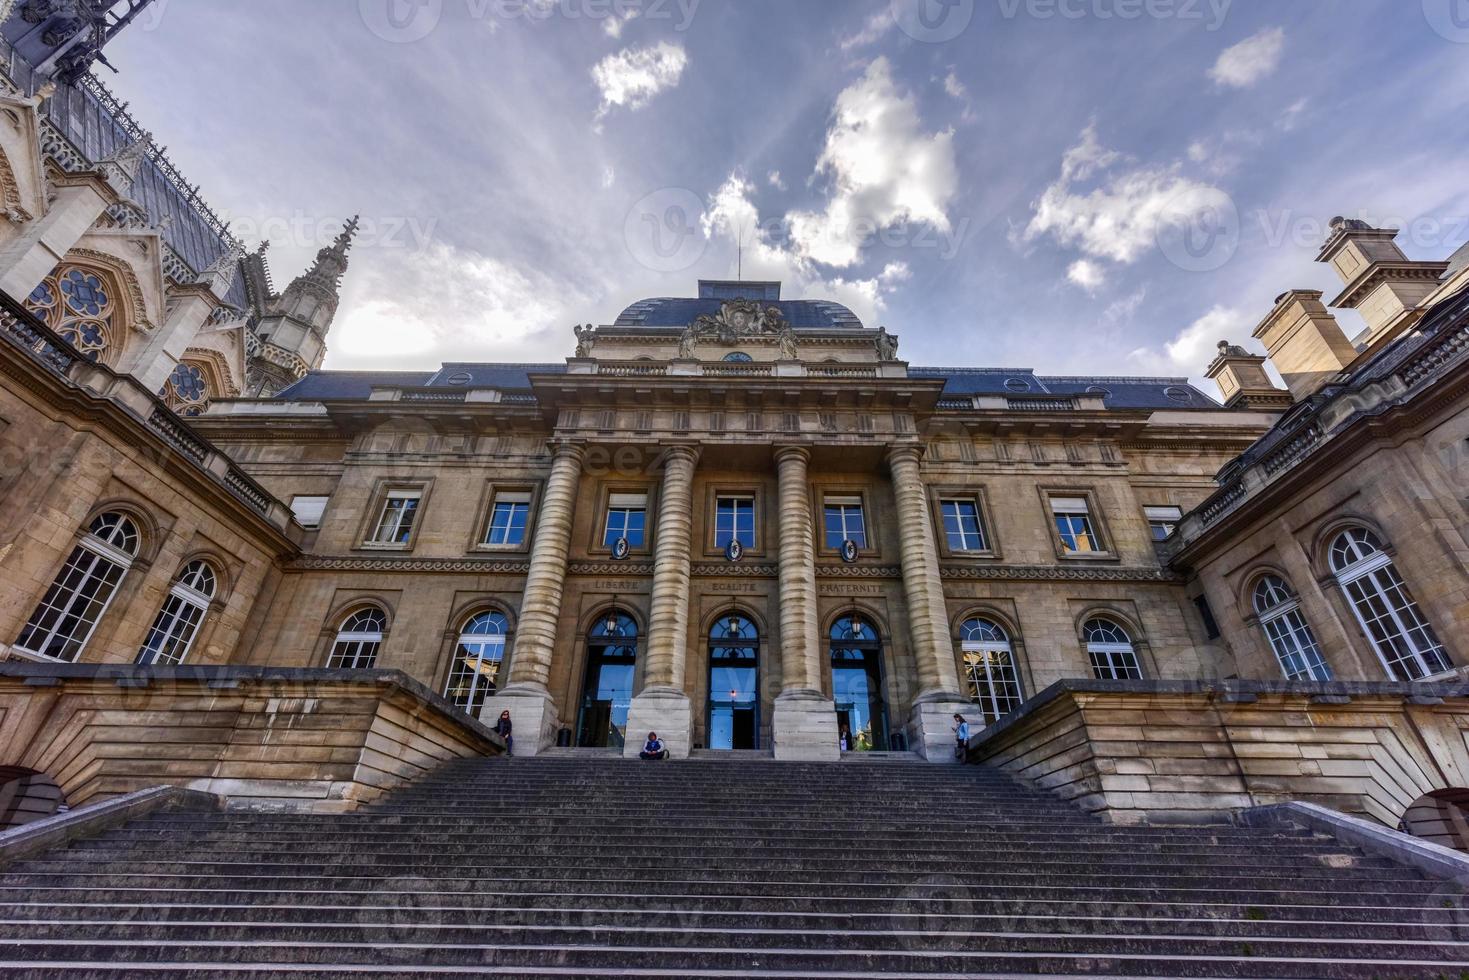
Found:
[613,281,863,329]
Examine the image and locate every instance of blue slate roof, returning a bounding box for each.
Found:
[276,371,435,400]
[614,297,863,330]
[424,363,566,388]
[912,368,1220,410]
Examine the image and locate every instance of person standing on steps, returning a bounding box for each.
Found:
[838,724,851,753]
[639,732,669,760]
[953,714,970,760]
[494,710,513,756]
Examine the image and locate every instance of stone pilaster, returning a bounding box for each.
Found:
[771,444,838,761]
[624,444,698,758]
[887,443,971,762]
[480,441,583,755]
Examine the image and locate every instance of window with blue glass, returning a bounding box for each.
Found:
[484,491,531,546]
[940,498,988,552]
[603,492,648,548]
[715,496,755,548]
[823,496,867,549]
[1049,495,1103,554]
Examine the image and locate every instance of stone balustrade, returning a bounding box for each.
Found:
[967,678,1469,827]
[0,665,503,812]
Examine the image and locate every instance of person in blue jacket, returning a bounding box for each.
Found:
[953,713,970,760]
[639,732,669,760]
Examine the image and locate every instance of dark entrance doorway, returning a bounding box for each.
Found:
[830,614,888,751]
[576,610,637,749]
[707,613,759,750]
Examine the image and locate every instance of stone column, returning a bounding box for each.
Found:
[480,441,583,755]
[623,444,699,758]
[887,443,971,762]
[770,444,839,761]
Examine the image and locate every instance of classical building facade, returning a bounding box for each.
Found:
[1,1,1468,813]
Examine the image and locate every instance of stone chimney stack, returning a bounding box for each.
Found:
[1252,290,1357,401]
[1316,217,1449,347]
[1204,341,1291,411]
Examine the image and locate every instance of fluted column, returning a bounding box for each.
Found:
[775,445,822,694]
[888,443,970,762]
[622,443,698,758]
[482,441,583,754]
[888,444,962,698]
[770,444,839,761]
[643,444,699,691]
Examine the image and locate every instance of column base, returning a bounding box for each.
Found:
[622,689,693,759]
[479,687,560,757]
[771,690,840,762]
[907,697,976,763]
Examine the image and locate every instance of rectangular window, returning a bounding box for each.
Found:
[941,499,988,552]
[823,495,867,550]
[1193,595,1221,641]
[483,491,531,546]
[604,492,648,548]
[369,491,421,545]
[715,496,755,549]
[290,495,329,529]
[1145,505,1183,542]
[1050,496,1101,554]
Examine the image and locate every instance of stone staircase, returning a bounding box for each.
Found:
[0,756,1464,977]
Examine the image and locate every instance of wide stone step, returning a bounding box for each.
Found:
[0,905,1456,940]
[0,937,1463,976]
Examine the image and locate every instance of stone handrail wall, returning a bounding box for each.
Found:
[0,665,503,812]
[968,679,1469,827]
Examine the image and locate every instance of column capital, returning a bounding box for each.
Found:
[885,442,926,467]
[662,443,702,465]
[773,443,812,465]
[547,440,587,462]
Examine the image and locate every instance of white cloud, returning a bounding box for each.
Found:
[1021,123,1227,269]
[333,242,586,366]
[1129,305,1252,377]
[700,173,910,324]
[839,9,893,50]
[1066,258,1105,292]
[591,41,688,119]
[785,58,958,268]
[600,165,615,188]
[767,170,785,190]
[1209,27,1285,89]
[1103,286,1147,324]
[1277,97,1309,132]
[943,69,967,100]
[603,7,638,38]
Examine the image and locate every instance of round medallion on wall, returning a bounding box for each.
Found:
[611,537,631,561]
[725,539,744,563]
[840,539,860,564]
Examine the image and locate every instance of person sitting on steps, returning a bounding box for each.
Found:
[953,713,970,760]
[639,731,669,760]
[494,710,513,756]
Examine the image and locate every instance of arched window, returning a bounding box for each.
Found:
[708,613,759,750]
[160,362,211,416]
[959,618,1023,725]
[24,265,116,362]
[444,611,509,716]
[1251,575,1331,681]
[830,614,888,750]
[15,512,140,662]
[578,610,638,748]
[327,607,386,669]
[1329,528,1450,679]
[1083,619,1143,680]
[722,351,753,363]
[136,560,218,666]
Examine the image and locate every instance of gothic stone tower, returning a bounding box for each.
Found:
[247,215,357,396]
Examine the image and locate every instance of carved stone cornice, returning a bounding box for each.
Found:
[938,563,1182,583]
[289,556,532,574]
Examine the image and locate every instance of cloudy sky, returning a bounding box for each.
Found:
[105,1,1469,385]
